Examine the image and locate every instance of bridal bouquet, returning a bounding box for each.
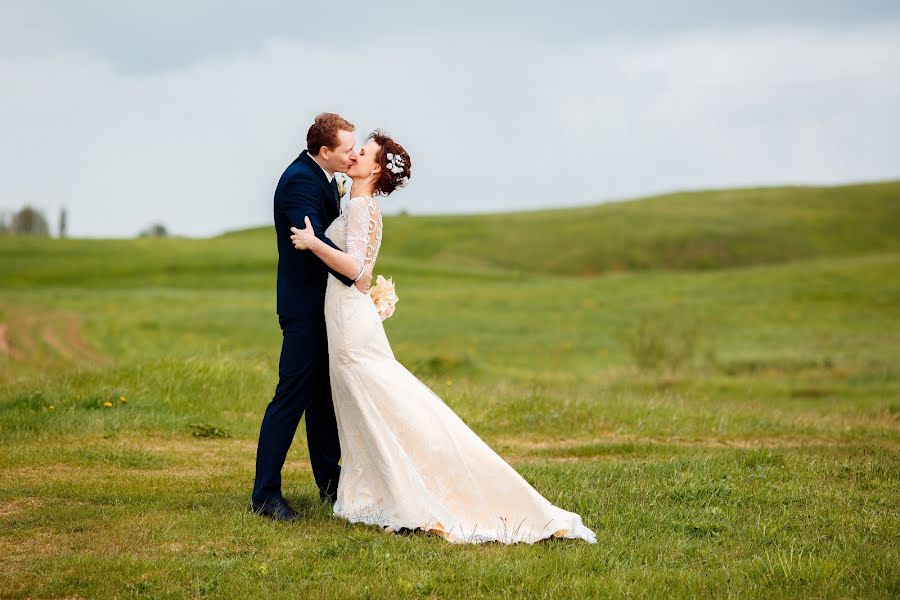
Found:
[369,275,398,321]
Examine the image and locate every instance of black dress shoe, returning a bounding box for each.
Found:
[249,496,302,522]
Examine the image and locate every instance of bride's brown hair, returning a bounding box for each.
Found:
[369,130,411,196]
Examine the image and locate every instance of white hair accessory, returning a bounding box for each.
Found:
[385,152,406,175]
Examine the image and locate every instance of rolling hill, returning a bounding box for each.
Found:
[0,181,897,291]
[222,180,900,276]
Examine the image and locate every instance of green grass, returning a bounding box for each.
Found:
[1,181,898,598]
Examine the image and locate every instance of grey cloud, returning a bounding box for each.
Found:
[1,4,899,236]
[4,1,900,72]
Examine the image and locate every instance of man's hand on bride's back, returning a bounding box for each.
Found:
[290,216,317,250]
[355,264,373,293]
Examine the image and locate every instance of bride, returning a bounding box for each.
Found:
[289,130,596,545]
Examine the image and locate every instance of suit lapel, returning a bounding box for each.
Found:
[299,150,340,218]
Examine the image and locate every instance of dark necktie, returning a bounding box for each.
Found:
[330,178,340,214]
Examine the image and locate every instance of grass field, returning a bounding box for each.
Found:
[1,181,898,598]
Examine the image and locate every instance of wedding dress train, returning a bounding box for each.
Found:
[322,195,596,544]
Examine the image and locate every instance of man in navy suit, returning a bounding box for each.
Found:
[251,113,372,521]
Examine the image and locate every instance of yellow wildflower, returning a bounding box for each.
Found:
[103,401,113,407]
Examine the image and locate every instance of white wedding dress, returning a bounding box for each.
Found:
[322,195,596,544]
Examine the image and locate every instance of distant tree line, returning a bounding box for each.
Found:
[139,222,169,238]
[0,206,52,236]
[1,205,169,238]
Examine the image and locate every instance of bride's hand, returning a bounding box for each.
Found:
[354,263,373,293]
[290,217,317,250]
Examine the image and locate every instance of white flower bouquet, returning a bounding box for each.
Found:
[368,274,398,321]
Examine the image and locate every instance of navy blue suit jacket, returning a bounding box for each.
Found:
[274,150,354,319]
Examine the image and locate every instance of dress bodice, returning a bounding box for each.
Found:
[325,195,383,272]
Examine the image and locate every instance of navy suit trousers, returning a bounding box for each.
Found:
[252,314,341,503]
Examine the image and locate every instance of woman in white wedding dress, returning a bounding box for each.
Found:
[289,131,596,545]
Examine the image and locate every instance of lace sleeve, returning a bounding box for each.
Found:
[344,196,383,275]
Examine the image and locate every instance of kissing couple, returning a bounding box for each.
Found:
[250,112,595,544]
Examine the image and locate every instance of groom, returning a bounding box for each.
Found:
[250,113,372,521]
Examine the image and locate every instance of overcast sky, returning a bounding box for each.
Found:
[2,1,899,237]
